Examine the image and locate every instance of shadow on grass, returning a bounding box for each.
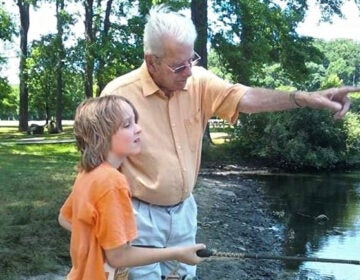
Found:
[0,142,77,279]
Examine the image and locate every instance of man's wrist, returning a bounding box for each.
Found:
[289,91,303,108]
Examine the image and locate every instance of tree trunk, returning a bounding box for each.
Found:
[191,0,207,69]
[84,0,95,98]
[17,0,30,132]
[55,0,65,131]
[191,0,212,146]
[95,0,113,95]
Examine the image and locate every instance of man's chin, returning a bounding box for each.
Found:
[174,81,187,90]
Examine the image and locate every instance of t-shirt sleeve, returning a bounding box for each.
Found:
[95,182,137,250]
[60,192,73,222]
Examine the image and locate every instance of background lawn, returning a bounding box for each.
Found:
[0,125,231,279]
[0,126,77,279]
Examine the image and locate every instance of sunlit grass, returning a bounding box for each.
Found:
[210,132,230,145]
[0,125,74,141]
[0,132,79,279]
[0,126,23,136]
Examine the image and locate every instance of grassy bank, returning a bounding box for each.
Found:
[0,127,77,279]
[0,126,232,279]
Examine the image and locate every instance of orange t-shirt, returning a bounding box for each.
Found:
[60,162,137,280]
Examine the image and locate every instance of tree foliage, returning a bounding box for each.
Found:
[231,108,353,171]
[314,39,360,86]
[27,35,84,120]
[27,35,58,120]
[210,0,325,85]
[0,6,17,117]
[2,0,360,169]
[230,60,360,170]
[0,6,16,41]
[3,0,359,118]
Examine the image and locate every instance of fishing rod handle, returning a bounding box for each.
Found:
[196,248,214,258]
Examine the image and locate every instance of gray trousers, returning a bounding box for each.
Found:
[129,194,198,280]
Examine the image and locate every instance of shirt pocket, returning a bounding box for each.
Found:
[184,110,203,152]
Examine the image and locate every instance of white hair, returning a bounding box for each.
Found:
[143,4,197,56]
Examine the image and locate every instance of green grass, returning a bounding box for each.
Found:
[0,127,231,279]
[0,128,79,279]
[0,126,74,142]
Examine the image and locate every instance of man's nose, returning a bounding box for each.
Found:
[182,64,193,76]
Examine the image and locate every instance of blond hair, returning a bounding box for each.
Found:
[74,95,138,172]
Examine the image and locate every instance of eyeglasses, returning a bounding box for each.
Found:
[159,52,201,74]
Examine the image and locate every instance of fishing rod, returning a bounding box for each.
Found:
[196,249,360,265]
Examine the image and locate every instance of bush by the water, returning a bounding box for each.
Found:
[224,94,360,171]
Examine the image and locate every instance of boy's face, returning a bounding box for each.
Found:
[110,103,141,158]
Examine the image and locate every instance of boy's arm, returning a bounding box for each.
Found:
[104,243,206,268]
[58,213,72,231]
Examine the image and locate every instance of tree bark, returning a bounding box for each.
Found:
[95,0,113,95]
[191,0,207,69]
[84,0,95,98]
[17,0,30,131]
[55,0,65,131]
[191,0,213,145]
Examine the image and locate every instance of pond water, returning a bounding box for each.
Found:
[247,171,360,280]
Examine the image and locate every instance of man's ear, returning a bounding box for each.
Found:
[145,54,157,74]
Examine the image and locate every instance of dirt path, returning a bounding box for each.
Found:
[195,165,293,280]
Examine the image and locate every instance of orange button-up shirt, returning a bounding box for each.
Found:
[101,63,248,206]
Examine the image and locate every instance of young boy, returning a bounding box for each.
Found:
[58,95,205,280]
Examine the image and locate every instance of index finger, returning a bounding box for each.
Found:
[331,87,360,101]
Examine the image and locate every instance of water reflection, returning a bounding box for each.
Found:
[246,172,360,280]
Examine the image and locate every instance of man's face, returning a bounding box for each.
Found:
[147,38,196,96]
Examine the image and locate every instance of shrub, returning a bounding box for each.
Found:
[230,107,356,171]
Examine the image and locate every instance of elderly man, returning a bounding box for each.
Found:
[101,4,358,279]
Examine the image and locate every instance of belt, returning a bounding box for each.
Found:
[133,197,184,208]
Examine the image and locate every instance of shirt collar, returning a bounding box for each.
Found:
[140,62,160,97]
